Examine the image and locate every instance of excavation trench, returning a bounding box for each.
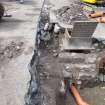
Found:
[25,0,105,105]
[25,26,105,105]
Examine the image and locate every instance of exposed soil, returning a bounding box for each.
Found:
[35,0,105,105]
[38,38,62,105]
[37,33,105,105]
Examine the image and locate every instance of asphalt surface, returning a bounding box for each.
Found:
[0,0,43,105]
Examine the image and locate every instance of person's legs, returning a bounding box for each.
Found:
[19,0,24,4]
[16,0,24,4]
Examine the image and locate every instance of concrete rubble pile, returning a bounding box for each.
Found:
[56,3,88,24]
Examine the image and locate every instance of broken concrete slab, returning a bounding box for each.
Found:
[93,23,105,41]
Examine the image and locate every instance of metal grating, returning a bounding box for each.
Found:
[71,21,98,37]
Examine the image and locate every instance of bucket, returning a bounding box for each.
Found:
[81,0,96,4]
